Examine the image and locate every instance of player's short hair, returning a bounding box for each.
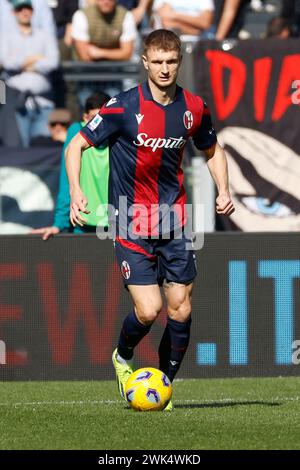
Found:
[84,92,110,113]
[143,29,182,57]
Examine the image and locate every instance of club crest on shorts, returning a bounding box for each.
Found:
[121,261,131,279]
[183,111,193,130]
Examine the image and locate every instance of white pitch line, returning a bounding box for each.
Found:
[0,399,122,407]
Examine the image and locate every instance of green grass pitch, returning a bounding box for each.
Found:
[0,377,300,450]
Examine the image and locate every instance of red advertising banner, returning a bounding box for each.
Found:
[0,234,299,380]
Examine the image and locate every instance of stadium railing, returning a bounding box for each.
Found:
[61,60,141,83]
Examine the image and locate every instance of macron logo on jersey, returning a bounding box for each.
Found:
[133,133,186,152]
[135,113,144,124]
[106,97,117,107]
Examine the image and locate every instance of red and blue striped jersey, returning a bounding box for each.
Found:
[80,81,217,236]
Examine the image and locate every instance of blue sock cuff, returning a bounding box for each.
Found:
[117,310,152,360]
[129,311,152,331]
[167,316,192,331]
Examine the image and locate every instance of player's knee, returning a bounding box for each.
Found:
[136,310,160,325]
[168,299,192,323]
[135,306,162,325]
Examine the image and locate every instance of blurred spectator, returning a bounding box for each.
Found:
[0,0,59,147]
[30,108,71,146]
[48,0,79,60]
[266,16,291,38]
[72,0,137,61]
[118,0,153,27]
[281,0,300,37]
[152,0,214,37]
[0,0,56,65]
[31,92,110,239]
[214,0,250,40]
[0,0,55,37]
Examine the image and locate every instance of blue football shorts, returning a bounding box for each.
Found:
[114,230,197,287]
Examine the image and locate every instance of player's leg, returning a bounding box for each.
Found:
[113,284,163,400]
[117,284,163,360]
[156,231,197,383]
[112,237,161,399]
[159,281,193,382]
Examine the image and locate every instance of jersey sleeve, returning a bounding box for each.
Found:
[80,96,124,147]
[192,101,217,151]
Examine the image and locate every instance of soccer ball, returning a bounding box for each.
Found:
[125,367,172,411]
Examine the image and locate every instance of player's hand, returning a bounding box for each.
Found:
[70,188,90,227]
[30,226,60,241]
[216,192,235,216]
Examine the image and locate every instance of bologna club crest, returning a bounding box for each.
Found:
[121,261,131,279]
[183,111,193,130]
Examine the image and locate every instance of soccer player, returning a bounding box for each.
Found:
[65,29,234,410]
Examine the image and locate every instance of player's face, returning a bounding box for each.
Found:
[143,48,182,90]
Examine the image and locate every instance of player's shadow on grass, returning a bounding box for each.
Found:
[122,401,282,411]
[175,400,281,409]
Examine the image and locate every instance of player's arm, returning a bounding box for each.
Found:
[203,142,235,216]
[65,132,91,227]
[193,100,234,216]
[65,97,124,226]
